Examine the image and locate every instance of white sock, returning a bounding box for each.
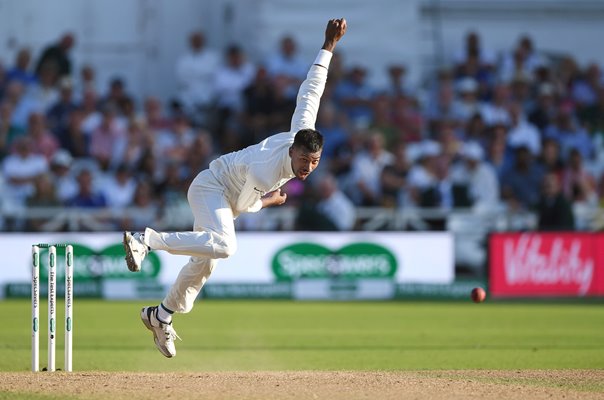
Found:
[157,303,173,324]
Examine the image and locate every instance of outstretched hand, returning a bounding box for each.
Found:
[322,18,347,52]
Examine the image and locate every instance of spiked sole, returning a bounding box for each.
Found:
[123,232,141,272]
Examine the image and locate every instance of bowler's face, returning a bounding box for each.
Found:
[289,147,322,180]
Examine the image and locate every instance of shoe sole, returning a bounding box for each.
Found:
[140,308,175,358]
[123,232,141,272]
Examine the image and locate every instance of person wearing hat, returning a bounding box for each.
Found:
[451,141,500,212]
[49,149,78,202]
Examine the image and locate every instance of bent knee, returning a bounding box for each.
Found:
[214,237,237,259]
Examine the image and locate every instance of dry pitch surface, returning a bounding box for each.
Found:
[2,370,603,400]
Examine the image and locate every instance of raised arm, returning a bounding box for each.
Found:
[290,18,347,133]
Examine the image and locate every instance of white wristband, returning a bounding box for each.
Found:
[313,49,333,69]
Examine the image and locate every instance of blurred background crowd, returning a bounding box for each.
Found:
[0,27,603,234]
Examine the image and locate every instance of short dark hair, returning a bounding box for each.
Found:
[293,129,323,152]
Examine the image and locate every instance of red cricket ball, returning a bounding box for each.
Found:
[471,287,486,303]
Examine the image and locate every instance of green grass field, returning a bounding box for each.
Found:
[1,299,603,372]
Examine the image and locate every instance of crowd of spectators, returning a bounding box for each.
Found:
[0,30,602,232]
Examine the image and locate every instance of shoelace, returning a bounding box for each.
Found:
[163,324,182,342]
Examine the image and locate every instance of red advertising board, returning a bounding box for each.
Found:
[489,233,604,298]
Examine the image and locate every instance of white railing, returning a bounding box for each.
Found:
[1,205,600,233]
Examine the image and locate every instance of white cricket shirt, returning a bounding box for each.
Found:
[208,49,332,214]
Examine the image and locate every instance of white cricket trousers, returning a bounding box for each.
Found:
[143,169,237,313]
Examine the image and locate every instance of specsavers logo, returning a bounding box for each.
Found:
[272,242,397,280]
[38,243,160,280]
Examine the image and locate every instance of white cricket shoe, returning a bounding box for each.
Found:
[123,231,148,272]
[140,306,181,358]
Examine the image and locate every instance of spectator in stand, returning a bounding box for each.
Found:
[242,66,276,141]
[155,161,188,204]
[267,35,308,99]
[2,136,48,207]
[89,104,126,170]
[407,142,442,207]
[407,140,466,229]
[6,48,37,87]
[155,113,194,164]
[35,33,75,82]
[65,168,106,208]
[100,77,131,117]
[5,81,37,132]
[435,120,463,166]
[391,94,423,143]
[509,73,534,113]
[142,96,171,133]
[315,101,348,160]
[370,93,399,147]
[335,65,374,128]
[463,112,487,145]
[80,89,102,135]
[450,141,500,212]
[453,31,496,71]
[578,86,604,135]
[571,63,601,108]
[561,148,598,207]
[480,83,511,126]
[25,173,62,231]
[121,96,139,125]
[349,131,393,206]
[499,35,545,84]
[329,129,364,192]
[27,112,59,161]
[424,80,465,128]
[326,51,345,88]
[113,119,153,171]
[537,172,575,231]
[0,101,23,158]
[155,161,191,230]
[528,83,557,133]
[507,102,541,156]
[101,164,137,209]
[545,108,593,161]
[385,64,411,97]
[46,77,78,140]
[456,77,482,122]
[315,173,356,230]
[485,123,509,177]
[184,129,218,177]
[454,49,494,100]
[242,66,295,143]
[213,44,256,140]
[28,63,60,112]
[120,181,158,231]
[0,62,6,97]
[500,145,544,210]
[380,141,409,208]
[60,108,88,158]
[539,138,565,176]
[74,64,101,103]
[26,174,60,207]
[295,173,355,232]
[48,149,78,203]
[175,30,220,123]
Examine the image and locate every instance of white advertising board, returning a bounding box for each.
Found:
[0,232,454,299]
